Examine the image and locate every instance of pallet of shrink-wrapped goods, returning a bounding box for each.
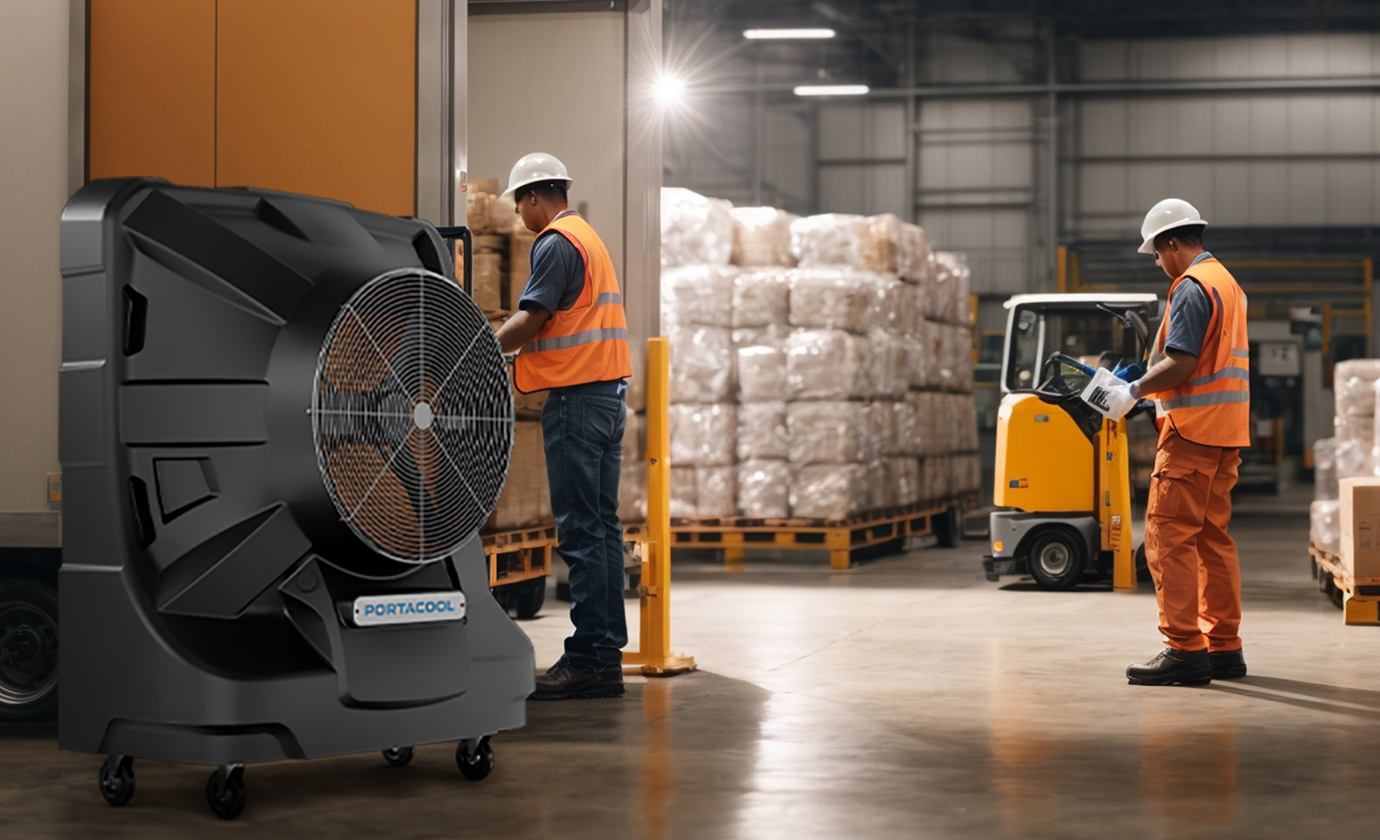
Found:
[485,422,553,531]
[784,329,871,400]
[732,269,791,328]
[790,464,870,521]
[737,459,791,518]
[730,207,799,267]
[1334,359,1380,479]
[669,403,736,467]
[667,323,735,403]
[661,187,734,267]
[661,265,739,327]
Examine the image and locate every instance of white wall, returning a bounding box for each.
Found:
[0,1,69,512]
[468,11,627,278]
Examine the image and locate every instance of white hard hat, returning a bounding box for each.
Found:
[500,152,572,201]
[1138,198,1207,254]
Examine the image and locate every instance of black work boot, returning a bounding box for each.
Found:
[1209,649,1247,680]
[530,661,624,701]
[1126,647,1212,686]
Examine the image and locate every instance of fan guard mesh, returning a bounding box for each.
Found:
[311,268,514,564]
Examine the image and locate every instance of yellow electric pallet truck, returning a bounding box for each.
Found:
[982,293,1159,590]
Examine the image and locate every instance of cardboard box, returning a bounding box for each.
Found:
[484,422,551,532]
[471,251,503,312]
[1340,477,1380,579]
[508,224,537,310]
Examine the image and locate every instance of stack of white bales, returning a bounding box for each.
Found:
[1311,437,1340,556]
[1333,359,1380,480]
[662,188,980,522]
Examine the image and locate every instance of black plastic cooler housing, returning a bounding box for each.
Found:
[58,178,533,767]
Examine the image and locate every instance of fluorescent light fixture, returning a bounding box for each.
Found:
[793,84,869,97]
[743,28,836,40]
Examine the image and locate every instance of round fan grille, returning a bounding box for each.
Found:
[310,268,514,564]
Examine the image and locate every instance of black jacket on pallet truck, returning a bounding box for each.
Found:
[58,178,534,817]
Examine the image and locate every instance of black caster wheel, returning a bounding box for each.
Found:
[382,746,416,768]
[456,737,494,781]
[98,754,135,808]
[205,764,247,821]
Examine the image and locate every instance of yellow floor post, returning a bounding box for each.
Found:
[624,336,696,677]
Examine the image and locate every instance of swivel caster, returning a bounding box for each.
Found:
[382,746,416,768]
[456,736,494,781]
[205,764,246,821]
[98,754,135,808]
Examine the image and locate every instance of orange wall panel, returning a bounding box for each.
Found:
[88,0,217,186]
[215,0,417,216]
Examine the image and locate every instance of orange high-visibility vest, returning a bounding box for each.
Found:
[1146,257,1251,448]
[513,213,632,393]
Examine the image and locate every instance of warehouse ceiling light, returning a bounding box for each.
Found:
[653,72,689,110]
[743,28,836,39]
[793,84,869,96]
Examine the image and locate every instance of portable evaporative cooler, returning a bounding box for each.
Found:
[58,178,534,820]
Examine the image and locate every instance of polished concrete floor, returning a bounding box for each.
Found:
[5,489,1379,839]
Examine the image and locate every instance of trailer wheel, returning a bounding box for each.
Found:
[934,505,964,549]
[0,579,59,722]
[512,578,546,620]
[1028,530,1085,590]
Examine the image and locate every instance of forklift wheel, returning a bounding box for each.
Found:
[1028,530,1085,590]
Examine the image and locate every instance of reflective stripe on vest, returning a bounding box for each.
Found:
[1146,258,1251,448]
[512,214,633,393]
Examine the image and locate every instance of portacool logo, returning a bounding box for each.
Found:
[352,591,467,627]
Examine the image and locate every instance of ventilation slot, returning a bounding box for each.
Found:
[122,286,147,355]
[127,476,156,548]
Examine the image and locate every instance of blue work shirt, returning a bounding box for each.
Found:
[517,221,627,398]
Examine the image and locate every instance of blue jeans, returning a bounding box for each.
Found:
[542,388,627,672]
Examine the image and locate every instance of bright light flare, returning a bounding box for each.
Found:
[793,84,869,97]
[743,28,836,40]
[653,73,688,110]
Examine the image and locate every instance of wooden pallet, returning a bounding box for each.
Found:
[632,495,976,571]
[1308,543,1380,625]
[481,525,556,588]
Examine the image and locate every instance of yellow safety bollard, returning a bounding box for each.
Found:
[623,337,696,677]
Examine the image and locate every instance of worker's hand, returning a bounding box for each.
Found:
[1079,367,1137,420]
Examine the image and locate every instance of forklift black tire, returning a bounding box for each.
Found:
[1028,530,1085,590]
[934,505,964,549]
[1135,543,1151,584]
[0,579,59,722]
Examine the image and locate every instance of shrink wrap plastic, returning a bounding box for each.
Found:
[1336,414,1374,480]
[900,335,926,392]
[858,215,901,274]
[738,460,791,518]
[670,403,737,466]
[870,274,907,335]
[662,187,734,267]
[785,329,871,400]
[733,324,792,349]
[732,270,791,328]
[867,329,910,399]
[898,223,932,283]
[787,269,877,333]
[885,457,922,507]
[787,401,878,465]
[737,345,789,403]
[695,466,738,517]
[485,422,552,531]
[731,207,799,267]
[668,324,734,403]
[1314,437,1337,502]
[738,402,789,461]
[670,466,697,519]
[1311,499,1341,556]
[790,213,869,269]
[618,410,647,523]
[930,251,972,324]
[791,464,869,521]
[661,265,739,326]
[1335,359,1380,417]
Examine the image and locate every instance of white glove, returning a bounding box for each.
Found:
[1079,367,1136,420]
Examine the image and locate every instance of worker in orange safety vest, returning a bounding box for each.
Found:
[493,153,632,701]
[1092,198,1251,686]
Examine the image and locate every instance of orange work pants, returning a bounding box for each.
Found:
[1144,428,1243,652]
